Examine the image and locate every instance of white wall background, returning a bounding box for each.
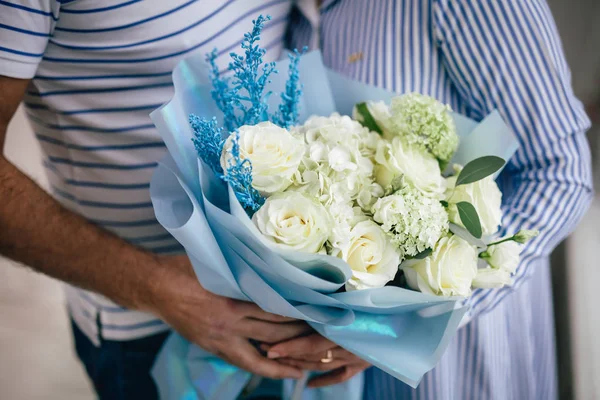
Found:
[547,0,600,398]
[569,203,600,400]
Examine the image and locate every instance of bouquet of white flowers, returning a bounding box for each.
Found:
[149,15,536,400]
[221,96,537,298]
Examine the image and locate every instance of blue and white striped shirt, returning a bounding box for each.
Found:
[0,0,293,344]
[288,0,592,399]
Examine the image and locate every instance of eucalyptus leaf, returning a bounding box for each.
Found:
[456,201,482,239]
[355,102,383,135]
[456,156,505,186]
[449,223,487,250]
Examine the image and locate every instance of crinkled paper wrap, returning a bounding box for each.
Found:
[148,51,519,400]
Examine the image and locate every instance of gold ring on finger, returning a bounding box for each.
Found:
[320,349,334,364]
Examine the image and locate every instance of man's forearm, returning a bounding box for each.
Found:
[0,154,163,312]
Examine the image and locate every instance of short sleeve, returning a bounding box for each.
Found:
[0,1,60,79]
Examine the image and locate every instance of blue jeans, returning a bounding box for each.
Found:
[72,322,284,399]
[72,320,170,400]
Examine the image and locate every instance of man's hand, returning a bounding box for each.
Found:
[261,333,370,388]
[146,255,310,380]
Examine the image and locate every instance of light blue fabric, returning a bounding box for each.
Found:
[148,51,518,400]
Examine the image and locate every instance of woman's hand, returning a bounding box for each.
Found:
[261,333,370,388]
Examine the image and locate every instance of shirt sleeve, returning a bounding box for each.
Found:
[432,0,594,324]
[0,1,60,79]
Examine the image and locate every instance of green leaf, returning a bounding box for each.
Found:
[440,200,449,207]
[456,156,505,186]
[456,201,482,239]
[355,102,383,135]
[449,223,487,249]
[413,248,432,260]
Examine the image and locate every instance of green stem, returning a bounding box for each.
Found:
[486,236,516,247]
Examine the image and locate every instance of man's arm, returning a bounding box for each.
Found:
[432,0,594,322]
[0,76,307,379]
[0,77,170,309]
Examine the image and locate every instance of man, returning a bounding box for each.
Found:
[0,1,593,400]
[0,1,316,399]
[271,0,593,398]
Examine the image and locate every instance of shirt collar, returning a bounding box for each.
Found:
[295,0,340,28]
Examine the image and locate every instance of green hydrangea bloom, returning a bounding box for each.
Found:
[389,93,459,165]
[372,184,449,258]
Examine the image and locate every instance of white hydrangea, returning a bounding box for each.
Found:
[372,185,449,258]
[290,113,383,210]
[293,113,379,155]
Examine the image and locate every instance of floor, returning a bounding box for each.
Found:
[0,108,95,400]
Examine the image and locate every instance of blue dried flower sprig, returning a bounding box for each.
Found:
[229,14,276,126]
[191,14,305,213]
[205,49,238,133]
[222,131,265,212]
[190,115,225,175]
[206,15,276,131]
[272,47,307,128]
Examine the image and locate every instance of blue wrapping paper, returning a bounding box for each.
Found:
[149,51,518,400]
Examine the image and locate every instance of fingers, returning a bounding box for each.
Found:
[264,333,334,359]
[307,363,369,388]
[233,301,297,323]
[221,338,303,380]
[288,348,356,363]
[278,357,348,372]
[238,319,311,344]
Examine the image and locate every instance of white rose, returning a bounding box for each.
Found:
[403,235,478,297]
[252,192,332,253]
[375,137,445,196]
[445,172,502,236]
[484,240,522,273]
[472,268,513,289]
[342,220,401,291]
[221,122,304,195]
[327,203,369,257]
